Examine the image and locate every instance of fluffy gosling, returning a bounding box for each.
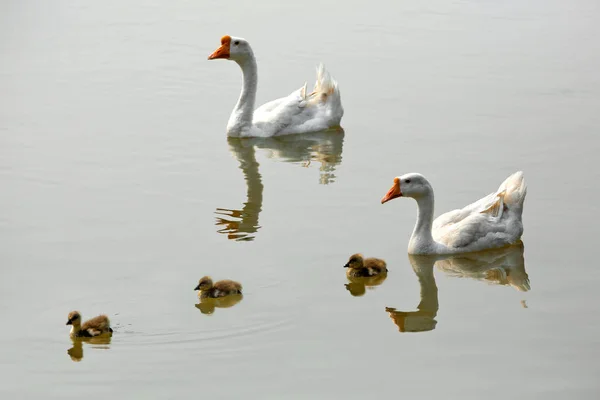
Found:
[194,276,243,298]
[344,253,388,278]
[66,311,113,338]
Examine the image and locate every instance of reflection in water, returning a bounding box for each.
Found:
[215,130,345,241]
[195,294,244,315]
[386,255,438,333]
[435,242,530,292]
[345,272,388,297]
[387,242,529,333]
[67,336,112,362]
[215,138,263,242]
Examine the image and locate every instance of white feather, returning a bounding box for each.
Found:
[389,171,527,255]
[210,36,343,138]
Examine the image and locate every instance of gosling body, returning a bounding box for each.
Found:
[194,276,243,299]
[344,253,388,278]
[66,311,113,338]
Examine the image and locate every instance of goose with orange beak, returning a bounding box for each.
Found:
[380,172,527,255]
[207,35,344,138]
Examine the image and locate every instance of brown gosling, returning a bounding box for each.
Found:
[344,253,388,278]
[194,276,243,299]
[66,311,113,338]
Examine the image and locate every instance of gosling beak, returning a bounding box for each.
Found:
[343,263,350,268]
[194,284,200,291]
[66,320,72,325]
[381,177,402,204]
[208,35,231,60]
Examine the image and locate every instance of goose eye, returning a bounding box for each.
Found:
[405,179,411,184]
[234,41,240,45]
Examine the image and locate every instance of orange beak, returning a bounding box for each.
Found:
[381,177,402,204]
[208,35,231,60]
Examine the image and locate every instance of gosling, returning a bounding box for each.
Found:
[344,253,387,278]
[66,311,113,338]
[194,276,243,298]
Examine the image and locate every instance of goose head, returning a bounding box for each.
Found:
[381,173,432,203]
[194,276,214,291]
[208,35,253,63]
[343,253,364,269]
[66,311,81,326]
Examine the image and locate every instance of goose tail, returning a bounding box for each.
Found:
[499,171,527,214]
[311,63,344,123]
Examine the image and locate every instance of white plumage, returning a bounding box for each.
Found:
[208,35,343,138]
[381,171,527,255]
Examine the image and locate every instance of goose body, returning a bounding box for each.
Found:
[66,311,113,338]
[381,172,527,255]
[208,35,343,138]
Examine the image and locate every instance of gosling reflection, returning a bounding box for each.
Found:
[387,242,529,333]
[216,131,344,241]
[195,294,244,315]
[67,336,111,362]
[343,253,388,296]
[345,274,389,296]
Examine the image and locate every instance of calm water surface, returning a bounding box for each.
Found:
[1,0,599,398]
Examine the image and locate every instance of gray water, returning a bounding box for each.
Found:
[1,0,599,398]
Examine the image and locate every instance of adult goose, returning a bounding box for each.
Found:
[381,172,527,255]
[208,35,344,137]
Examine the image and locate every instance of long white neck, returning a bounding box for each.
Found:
[408,192,438,254]
[227,55,258,136]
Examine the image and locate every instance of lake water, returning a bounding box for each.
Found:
[1,0,599,398]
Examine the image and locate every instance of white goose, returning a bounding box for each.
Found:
[381,171,527,255]
[208,35,344,138]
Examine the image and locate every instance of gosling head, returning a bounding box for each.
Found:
[66,311,81,326]
[344,254,364,269]
[194,276,214,291]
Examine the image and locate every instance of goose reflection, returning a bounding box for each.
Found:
[215,130,344,241]
[195,294,244,315]
[387,242,529,333]
[66,336,112,362]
